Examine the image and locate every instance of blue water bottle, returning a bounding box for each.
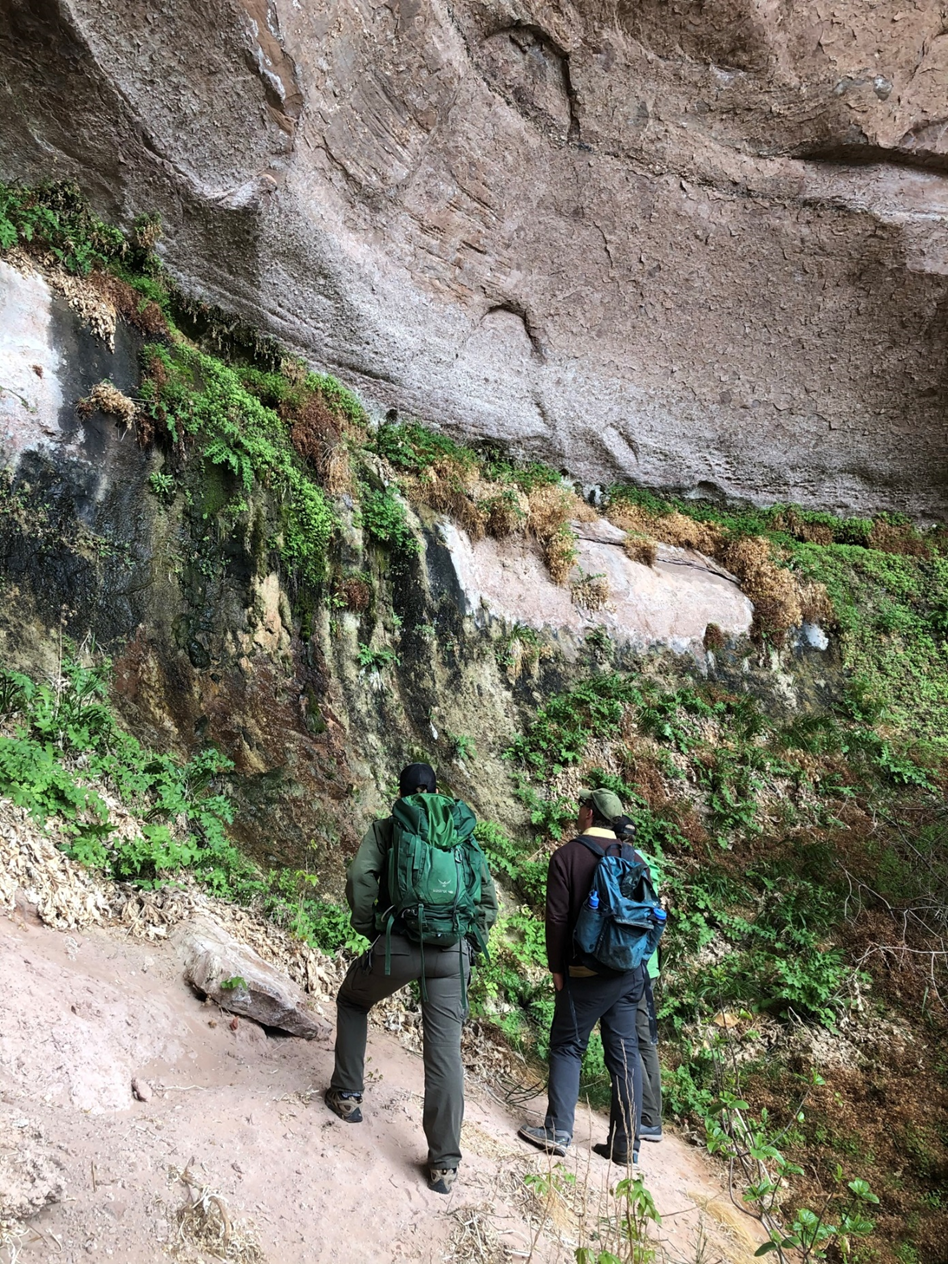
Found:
[587,888,600,911]
[651,906,667,926]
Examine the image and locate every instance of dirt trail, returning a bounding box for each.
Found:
[0,904,766,1264]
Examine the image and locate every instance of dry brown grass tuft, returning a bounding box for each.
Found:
[285,392,338,463]
[610,499,838,643]
[619,749,668,809]
[868,520,930,558]
[526,485,582,585]
[606,502,652,536]
[409,458,487,540]
[544,525,577,585]
[771,508,835,545]
[332,576,371,612]
[652,511,722,555]
[77,380,138,428]
[718,536,802,644]
[283,393,355,496]
[608,503,721,553]
[86,271,170,338]
[623,533,657,567]
[172,1161,265,1262]
[799,580,834,626]
[526,484,573,541]
[571,570,611,612]
[55,271,118,348]
[481,487,527,538]
[703,622,725,651]
[323,444,353,496]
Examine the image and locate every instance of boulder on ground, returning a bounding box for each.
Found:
[174,916,330,1040]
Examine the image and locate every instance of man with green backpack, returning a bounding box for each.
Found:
[325,763,497,1195]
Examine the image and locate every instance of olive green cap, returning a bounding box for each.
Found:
[578,787,624,823]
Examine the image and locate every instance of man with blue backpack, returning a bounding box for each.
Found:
[325,763,497,1196]
[518,788,665,1170]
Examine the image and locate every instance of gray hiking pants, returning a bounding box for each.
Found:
[546,967,646,1153]
[330,933,470,1168]
[636,982,662,1130]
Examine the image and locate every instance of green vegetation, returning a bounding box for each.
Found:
[0,179,129,275]
[372,418,560,493]
[357,485,418,556]
[493,660,947,1263]
[0,179,374,591]
[449,733,476,761]
[0,655,248,892]
[357,643,400,673]
[140,343,339,583]
[0,653,374,965]
[607,483,948,746]
[3,179,946,1263]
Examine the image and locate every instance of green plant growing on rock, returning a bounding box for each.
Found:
[147,470,176,501]
[139,342,337,584]
[449,733,476,762]
[704,1050,878,1264]
[357,485,418,556]
[357,643,400,673]
[0,657,247,892]
[0,179,126,275]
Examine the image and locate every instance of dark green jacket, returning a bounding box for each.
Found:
[346,815,499,943]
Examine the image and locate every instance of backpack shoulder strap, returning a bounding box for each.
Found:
[576,836,606,859]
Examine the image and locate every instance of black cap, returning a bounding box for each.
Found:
[399,762,437,796]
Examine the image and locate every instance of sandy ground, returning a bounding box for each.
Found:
[0,907,766,1264]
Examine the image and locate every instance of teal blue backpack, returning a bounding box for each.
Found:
[378,792,489,995]
[573,838,665,973]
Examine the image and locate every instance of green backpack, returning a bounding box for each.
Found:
[378,792,489,994]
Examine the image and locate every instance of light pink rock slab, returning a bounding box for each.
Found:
[438,518,752,655]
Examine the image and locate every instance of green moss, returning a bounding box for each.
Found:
[790,544,948,745]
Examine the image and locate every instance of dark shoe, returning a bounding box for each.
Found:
[428,1166,457,1195]
[638,1124,663,1143]
[518,1124,571,1156]
[324,1087,363,1122]
[593,1141,641,1169]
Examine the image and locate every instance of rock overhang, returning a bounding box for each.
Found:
[1,2,947,516]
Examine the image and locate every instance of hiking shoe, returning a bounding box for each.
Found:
[428,1166,457,1195]
[324,1088,363,1123]
[593,1142,641,1168]
[518,1124,571,1156]
[638,1124,663,1143]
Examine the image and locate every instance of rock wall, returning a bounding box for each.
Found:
[1,257,836,873]
[2,1,947,516]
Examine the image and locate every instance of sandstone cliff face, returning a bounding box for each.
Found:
[2,1,947,515]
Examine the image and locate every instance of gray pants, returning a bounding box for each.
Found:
[330,933,470,1168]
[636,982,662,1129]
[546,967,646,1153]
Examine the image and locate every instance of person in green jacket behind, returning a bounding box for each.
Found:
[617,819,663,1144]
[325,762,498,1196]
